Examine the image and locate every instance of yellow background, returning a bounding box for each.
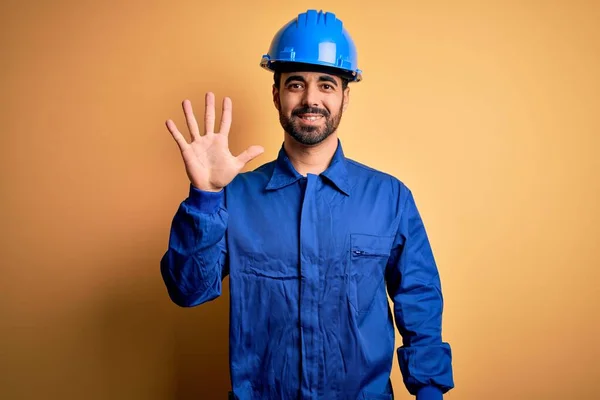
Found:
[1,1,598,399]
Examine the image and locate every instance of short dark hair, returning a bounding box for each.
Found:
[272,62,351,90]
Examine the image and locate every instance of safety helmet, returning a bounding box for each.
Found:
[260,10,362,82]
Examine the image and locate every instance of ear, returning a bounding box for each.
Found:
[272,85,281,111]
[342,87,350,112]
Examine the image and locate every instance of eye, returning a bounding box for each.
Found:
[288,83,303,90]
[321,84,334,91]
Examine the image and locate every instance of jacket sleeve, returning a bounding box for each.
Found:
[160,184,228,307]
[385,187,454,399]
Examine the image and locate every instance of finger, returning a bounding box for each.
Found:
[236,145,265,165]
[165,119,189,151]
[218,96,232,136]
[182,99,200,140]
[204,92,215,134]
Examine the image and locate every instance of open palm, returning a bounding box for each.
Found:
[166,92,264,192]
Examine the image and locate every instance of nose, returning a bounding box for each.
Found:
[301,84,320,107]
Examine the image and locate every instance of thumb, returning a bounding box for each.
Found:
[237,145,265,165]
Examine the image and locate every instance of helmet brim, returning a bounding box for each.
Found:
[264,61,362,82]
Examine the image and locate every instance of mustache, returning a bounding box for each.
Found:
[292,106,330,117]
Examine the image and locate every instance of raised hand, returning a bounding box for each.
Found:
[166,92,264,192]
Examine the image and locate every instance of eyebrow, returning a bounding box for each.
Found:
[283,74,339,87]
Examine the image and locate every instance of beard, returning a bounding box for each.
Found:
[279,104,343,146]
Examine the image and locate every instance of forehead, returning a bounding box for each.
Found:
[281,71,342,84]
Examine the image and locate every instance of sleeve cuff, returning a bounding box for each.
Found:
[416,386,443,400]
[186,184,224,213]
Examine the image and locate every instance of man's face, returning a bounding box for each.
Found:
[273,71,349,146]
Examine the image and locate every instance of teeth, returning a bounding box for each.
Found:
[301,116,320,121]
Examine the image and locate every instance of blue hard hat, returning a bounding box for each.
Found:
[260,10,362,82]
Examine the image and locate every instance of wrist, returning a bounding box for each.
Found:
[191,182,223,192]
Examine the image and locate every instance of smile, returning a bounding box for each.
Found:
[297,114,324,122]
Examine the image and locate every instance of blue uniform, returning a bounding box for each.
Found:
[161,140,454,399]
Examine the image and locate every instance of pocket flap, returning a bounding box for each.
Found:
[351,233,394,257]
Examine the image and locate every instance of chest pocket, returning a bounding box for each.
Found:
[348,233,395,315]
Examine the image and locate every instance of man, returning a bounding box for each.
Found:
[161,9,454,400]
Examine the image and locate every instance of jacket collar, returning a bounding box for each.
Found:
[265,139,351,196]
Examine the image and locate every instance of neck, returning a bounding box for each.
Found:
[283,134,339,176]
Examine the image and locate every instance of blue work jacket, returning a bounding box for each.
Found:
[161,140,454,399]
